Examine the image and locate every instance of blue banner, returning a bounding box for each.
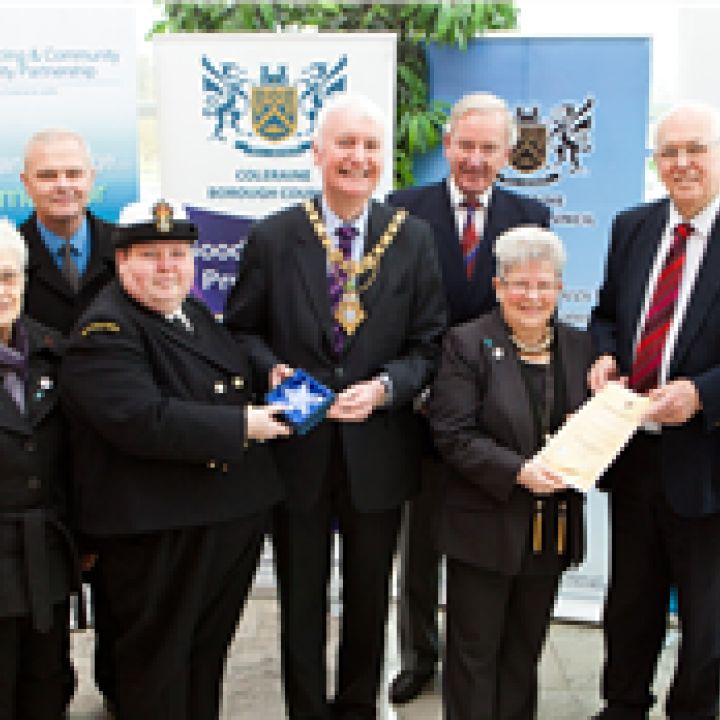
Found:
[185,205,252,317]
[421,37,650,329]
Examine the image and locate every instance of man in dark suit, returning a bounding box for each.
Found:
[225,94,446,720]
[589,103,720,720]
[387,92,550,705]
[60,200,289,720]
[19,128,116,706]
[20,129,115,335]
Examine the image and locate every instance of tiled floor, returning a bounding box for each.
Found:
[68,590,680,719]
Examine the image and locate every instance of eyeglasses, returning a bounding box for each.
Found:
[0,270,22,286]
[655,141,718,161]
[500,279,558,296]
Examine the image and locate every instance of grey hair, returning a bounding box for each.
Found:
[654,102,720,149]
[314,93,387,147]
[447,92,518,147]
[24,129,93,170]
[494,225,565,278]
[0,218,28,271]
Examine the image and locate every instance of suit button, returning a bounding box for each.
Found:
[28,476,40,490]
[24,440,36,452]
[207,460,216,470]
[335,367,344,379]
[214,381,226,394]
[232,376,245,390]
[222,463,229,473]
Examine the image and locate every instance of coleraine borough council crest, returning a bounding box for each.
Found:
[201,54,348,158]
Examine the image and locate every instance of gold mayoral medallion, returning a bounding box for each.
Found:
[336,286,366,335]
[304,201,407,336]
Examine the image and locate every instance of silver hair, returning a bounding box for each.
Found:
[494,225,565,278]
[314,93,387,147]
[23,128,93,170]
[0,218,28,271]
[653,102,720,149]
[447,92,518,148]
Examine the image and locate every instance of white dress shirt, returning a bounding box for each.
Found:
[634,194,720,386]
[447,176,493,243]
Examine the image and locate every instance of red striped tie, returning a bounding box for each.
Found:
[629,222,693,393]
[461,199,480,280]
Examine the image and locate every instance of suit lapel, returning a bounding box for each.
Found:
[81,213,114,290]
[485,311,536,457]
[24,217,75,300]
[621,202,670,359]
[291,203,335,349]
[671,215,720,371]
[0,385,29,435]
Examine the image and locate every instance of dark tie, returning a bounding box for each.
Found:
[461,199,480,280]
[629,222,693,392]
[329,225,356,354]
[60,239,80,292]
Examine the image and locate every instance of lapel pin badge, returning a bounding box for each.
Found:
[493,347,505,360]
[39,376,53,391]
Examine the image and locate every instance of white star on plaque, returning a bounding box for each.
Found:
[284,383,322,416]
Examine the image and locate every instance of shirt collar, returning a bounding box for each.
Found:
[668,194,720,238]
[320,197,369,243]
[37,216,88,256]
[447,176,493,210]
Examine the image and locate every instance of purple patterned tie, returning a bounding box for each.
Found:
[329,225,357,354]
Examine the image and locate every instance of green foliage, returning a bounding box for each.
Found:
[151,1,517,188]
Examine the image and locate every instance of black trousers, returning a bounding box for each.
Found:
[0,600,68,720]
[600,434,720,720]
[95,513,267,720]
[444,557,560,720]
[396,454,445,674]
[273,437,402,720]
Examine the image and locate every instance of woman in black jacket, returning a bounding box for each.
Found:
[430,225,593,720]
[0,217,79,719]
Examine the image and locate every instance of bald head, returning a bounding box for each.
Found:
[654,104,720,220]
[20,129,95,238]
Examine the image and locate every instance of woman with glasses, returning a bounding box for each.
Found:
[0,218,80,719]
[430,225,592,720]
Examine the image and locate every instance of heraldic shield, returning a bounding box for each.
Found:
[251,85,298,142]
[511,110,548,174]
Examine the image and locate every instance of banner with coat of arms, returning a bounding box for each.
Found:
[419,36,650,624]
[155,32,395,313]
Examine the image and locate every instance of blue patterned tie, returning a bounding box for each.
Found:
[329,225,356,354]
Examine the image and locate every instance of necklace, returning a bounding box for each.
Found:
[304,201,407,335]
[509,327,553,355]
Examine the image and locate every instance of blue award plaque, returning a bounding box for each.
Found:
[265,369,335,435]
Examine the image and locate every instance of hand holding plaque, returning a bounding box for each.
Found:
[534,382,651,492]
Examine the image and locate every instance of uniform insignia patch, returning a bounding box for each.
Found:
[81,321,121,336]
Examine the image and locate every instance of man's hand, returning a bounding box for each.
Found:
[246,404,292,441]
[517,460,568,495]
[588,354,625,394]
[326,379,386,422]
[269,363,294,390]
[644,379,702,425]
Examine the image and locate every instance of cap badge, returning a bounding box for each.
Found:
[153,200,173,233]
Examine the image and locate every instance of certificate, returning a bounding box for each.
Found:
[535,383,650,492]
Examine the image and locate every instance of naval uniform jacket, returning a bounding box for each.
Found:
[21,211,115,335]
[0,317,76,632]
[430,309,592,575]
[60,280,283,537]
[224,198,447,512]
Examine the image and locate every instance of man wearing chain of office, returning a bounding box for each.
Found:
[225,93,446,719]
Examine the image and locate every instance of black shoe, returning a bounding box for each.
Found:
[388,668,435,705]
